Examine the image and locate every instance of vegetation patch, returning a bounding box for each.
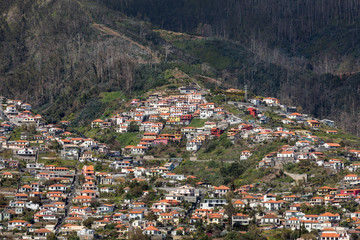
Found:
[115,132,142,147]
[188,118,207,127]
[99,91,126,103]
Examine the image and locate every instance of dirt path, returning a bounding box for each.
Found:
[260,169,280,182]
[92,23,160,64]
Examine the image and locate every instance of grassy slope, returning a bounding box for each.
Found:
[188,119,207,128]
[116,132,142,147]
[174,160,225,186]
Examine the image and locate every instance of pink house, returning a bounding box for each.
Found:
[154,138,168,145]
[340,189,360,196]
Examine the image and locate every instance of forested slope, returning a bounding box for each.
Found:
[94,0,360,135]
[0,0,162,121]
[100,0,360,74]
[167,37,360,136]
[0,0,360,135]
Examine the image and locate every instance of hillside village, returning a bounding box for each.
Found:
[1,85,360,240]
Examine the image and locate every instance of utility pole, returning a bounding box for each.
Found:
[244,84,248,102]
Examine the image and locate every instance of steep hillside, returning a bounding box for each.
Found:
[1,0,360,136]
[97,0,360,135]
[0,0,161,122]
[101,0,360,74]
[161,35,360,136]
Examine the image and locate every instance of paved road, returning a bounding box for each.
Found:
[228,101,273,113]
[0,105,9,121]
[54,162,80,234]
[189,158,237,163]
[185,196,201,219]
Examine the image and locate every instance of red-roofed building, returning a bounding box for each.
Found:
[91,119,104,128]
[143,226,161,236]
[210,128,224,137]
[247,107,258,117]
[323,143,341,149]
[214,185,230,197]
[320,232,340,240]
[82,165,95,177]
[8,220,29,230]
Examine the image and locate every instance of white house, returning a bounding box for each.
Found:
[262,200,284,211]
[143,226,161,236]
[277,151,295,159]
[176,185,195,196]
[323,143,341,149]
[49,184,67,192]
[261,214,280,225]
[186,140,202,151]
[152,202,171,212]
[240,150,252,160]
[287,113,303,121]
[21,103,32,110]
[129,210,144,220]
[5,105,17,114]
[200,109,214,119]
[163,173,186,181]
[131,146,147,155]
[232,213,250,226]
[17,148,35,156]
[213,185,230,197]
[285,217,301,230]
[200,199,227,209]
[343,174,358,183]
[8,220,29,230]
[97,204,115,214]
[263,97,279,105]
[318,212,340,222]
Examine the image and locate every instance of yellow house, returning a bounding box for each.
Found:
[195,135,207,142]
[168,116,180,122]
[226,88,242,93]
[318,186,337,196]
[30,140,44,144]
[307,120,320,127]
[174,133,182,140]
[158,107,170,113]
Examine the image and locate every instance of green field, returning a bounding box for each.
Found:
[116,132,142,147]
[188,118,207,127]
[174,160,225,185]
[223,104,242,115]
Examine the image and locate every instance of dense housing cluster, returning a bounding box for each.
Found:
[0,85,358,240]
